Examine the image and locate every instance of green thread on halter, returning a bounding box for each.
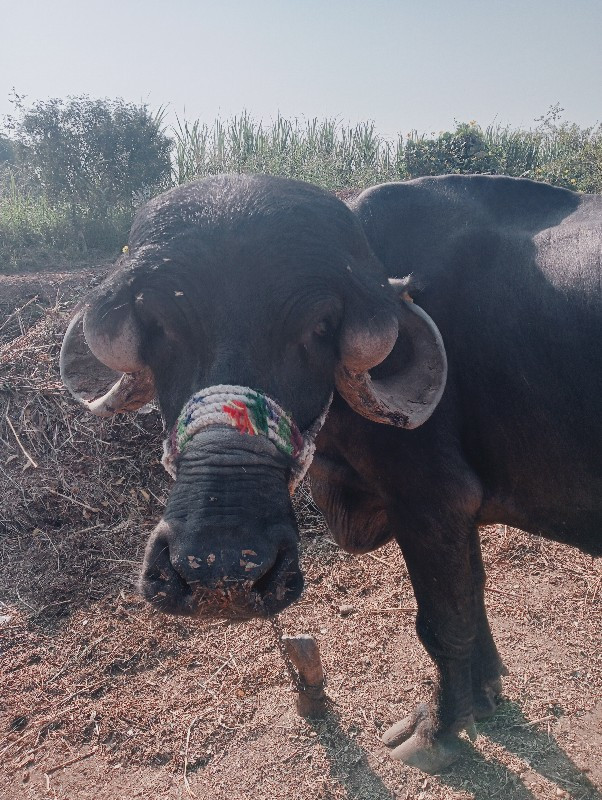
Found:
[169,386,303,462]
[277,416,293,455]
[161,384,332,493]
[249,393,270,436]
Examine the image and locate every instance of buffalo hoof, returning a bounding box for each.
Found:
[382,704,470,773]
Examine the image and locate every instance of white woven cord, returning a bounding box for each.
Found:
[161,384,332,493]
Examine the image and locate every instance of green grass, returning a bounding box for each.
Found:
[172,112,399,189]
[2,114,601,273]
[0,167,132,271]
[171,114,602,193]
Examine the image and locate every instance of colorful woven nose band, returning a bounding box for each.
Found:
[161,385,332,493]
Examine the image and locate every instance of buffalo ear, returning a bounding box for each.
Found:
[335,281,447,429]
[60,308,155,417]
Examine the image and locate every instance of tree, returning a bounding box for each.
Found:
[0,134,16,164]
[8,95,172,214]
[403,122,500,178]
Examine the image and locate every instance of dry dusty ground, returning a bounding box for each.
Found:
[0,272,601,800]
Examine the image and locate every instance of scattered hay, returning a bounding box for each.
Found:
[1,277,600,799]
[0,295,167,618]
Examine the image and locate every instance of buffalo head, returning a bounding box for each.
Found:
[60,174,447,618]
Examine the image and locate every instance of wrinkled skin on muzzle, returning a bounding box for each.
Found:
[139,428,303,618]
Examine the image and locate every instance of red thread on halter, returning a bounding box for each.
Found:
[223,400,255,435]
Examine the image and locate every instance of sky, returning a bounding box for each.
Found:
[1,0,600,140]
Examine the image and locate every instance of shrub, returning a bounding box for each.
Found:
[7,96,172,212]
[0,96,172,268]
[403,122,501,177]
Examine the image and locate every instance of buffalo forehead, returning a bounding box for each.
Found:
[129,174,359,262]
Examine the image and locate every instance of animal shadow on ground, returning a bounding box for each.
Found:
[304,703,601,800]
[441,702,602,800]
[307,711,396,800]
[308,709,539,800]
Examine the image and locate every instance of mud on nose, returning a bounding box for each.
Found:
[139,521,303,618]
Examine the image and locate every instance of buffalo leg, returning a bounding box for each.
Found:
[469,527,507,719]
[383,514,503,771]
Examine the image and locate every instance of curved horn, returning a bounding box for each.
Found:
[338,311,399,372]
[83,299,144,373]
[60,309,155,417]
[335,290,447,429]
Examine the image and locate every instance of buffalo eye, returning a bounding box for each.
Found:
[314,319,331,338]
[296,298,342,352]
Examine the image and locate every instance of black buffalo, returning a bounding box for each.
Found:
[60,174,601,772]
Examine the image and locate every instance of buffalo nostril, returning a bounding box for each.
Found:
[252,549,287,596]
[140,536,192,604]
[251,547,304,609]
[143,538,170,580]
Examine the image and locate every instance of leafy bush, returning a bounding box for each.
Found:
[1,100,601,273]
[0,96,172,269]
[7,95,172,211]
[531,123,602,193]
[403,122,501,177]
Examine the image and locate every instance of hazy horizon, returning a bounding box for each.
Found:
[1,0,600,139]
